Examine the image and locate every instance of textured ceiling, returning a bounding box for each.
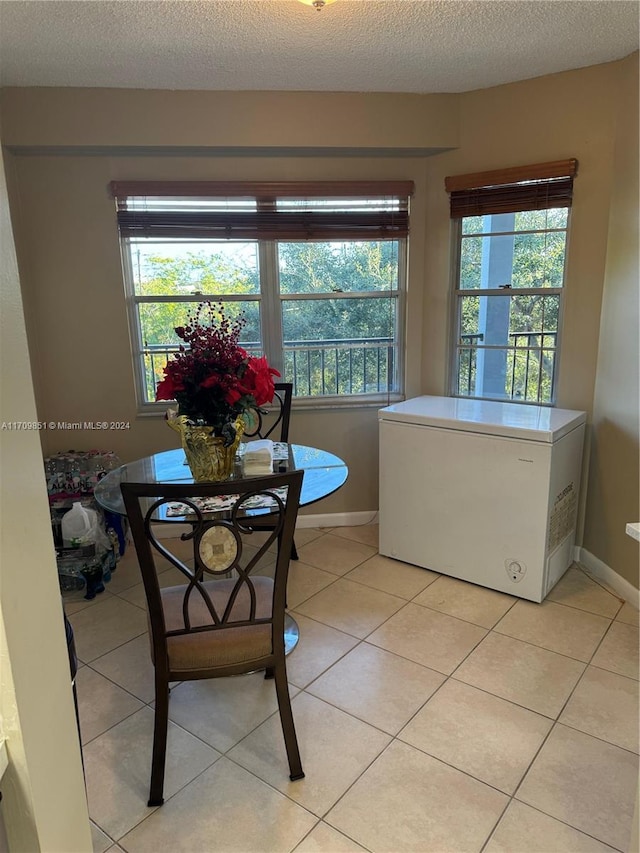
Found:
[0,0,637,94]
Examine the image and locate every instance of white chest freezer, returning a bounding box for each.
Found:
[378,396,586,603]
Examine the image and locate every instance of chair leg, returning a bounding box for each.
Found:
[276,527,298,561]
[148,677,170,807]
[273,662,304,781]
[264,666,275,680]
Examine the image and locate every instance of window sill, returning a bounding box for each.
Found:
[137,394,404,418]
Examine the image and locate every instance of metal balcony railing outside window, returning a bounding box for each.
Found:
[457,331,557,403]
[143,336,395,402]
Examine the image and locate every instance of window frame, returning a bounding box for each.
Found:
[114,183,410,414]
[445,161,576,407]
[274,239,406,403]
[448,213,571,406]
[122,253,266,416]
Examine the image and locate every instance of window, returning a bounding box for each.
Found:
[445,159,577,405]
[110,181,412,410]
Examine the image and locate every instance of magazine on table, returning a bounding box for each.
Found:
[166,487,289,517]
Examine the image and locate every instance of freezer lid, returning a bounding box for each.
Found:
[378,395,586,442]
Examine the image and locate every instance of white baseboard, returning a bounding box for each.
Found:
[152,510,379,539]
[575,546,639,609]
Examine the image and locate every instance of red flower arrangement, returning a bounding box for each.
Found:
[156,302,280,445]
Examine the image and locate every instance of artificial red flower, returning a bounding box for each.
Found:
[225,388,242,405]
[200,374,220,390]
[156,373,184,401]
[156,302,280,436]
[241,356,280,407]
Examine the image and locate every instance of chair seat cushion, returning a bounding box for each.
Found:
[160,576,274,674]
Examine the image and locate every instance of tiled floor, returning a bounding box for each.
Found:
[65,525,640,853]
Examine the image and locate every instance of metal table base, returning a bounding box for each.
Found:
[284,613,299,655]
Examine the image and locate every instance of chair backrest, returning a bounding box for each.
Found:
[120,470,303,674]
[243,382,293,442]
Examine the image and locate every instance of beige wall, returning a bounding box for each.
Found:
[0,147,92,851]
[3,151,430,516]
[1,55,637,585]
[583,53,640,588]
[420,59,623,568]
[422,60,620,410]
[0,88,459,151]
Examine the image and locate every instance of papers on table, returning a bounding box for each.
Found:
[242,439,274,476]
[165,487,289,517]
[172,439,292,515]
[271,442,289,461]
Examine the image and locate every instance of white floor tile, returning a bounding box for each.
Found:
[344,553,439,600]
[285,613,360,689]
[76,666,143,744]
[307,642,445,734]
[84,707,219,841]
[90,634,156,703]
[485,800,617,852]
[591,621,639,680]
[287,560,340,609]
[326,739,508,853]
[331,524,379,548]
[615,601,639,626]
[63,589,116,615]
[117,565,193,609]
[104,554,144,594]
[293,528,327,548]
[454,632,585,717]
[82,528,636,851]
[91,821,114,853]
[547,567,623,618]
[399,679,552,793]
[294,821,369,852]
[517,724,639,850]
[119,758,316,852]
[493,599,611,662]
[228,692,391,817]
[69,595,148,662]
[559,665,639,753]
[297,534,377,576]
[294,578,405,639]
[367,602,487,674]
[413,575,516,628]
[166,670,288,753]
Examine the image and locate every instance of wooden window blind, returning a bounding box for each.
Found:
[445,159,578,219]
[109,181,414,240]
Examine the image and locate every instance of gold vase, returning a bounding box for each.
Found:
[167,413,245,482]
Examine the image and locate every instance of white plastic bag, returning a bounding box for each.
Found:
[86,506,112,554]
[61,501,111,552]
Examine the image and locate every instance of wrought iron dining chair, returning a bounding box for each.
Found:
[244,382,299,560]
[121,469,305,807]
[243,381,293,443]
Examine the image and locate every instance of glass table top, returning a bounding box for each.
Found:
[94,443,348,518]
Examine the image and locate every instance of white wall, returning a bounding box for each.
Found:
[0,147,91,851]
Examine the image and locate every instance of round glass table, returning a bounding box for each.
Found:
[94,443,348,652]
